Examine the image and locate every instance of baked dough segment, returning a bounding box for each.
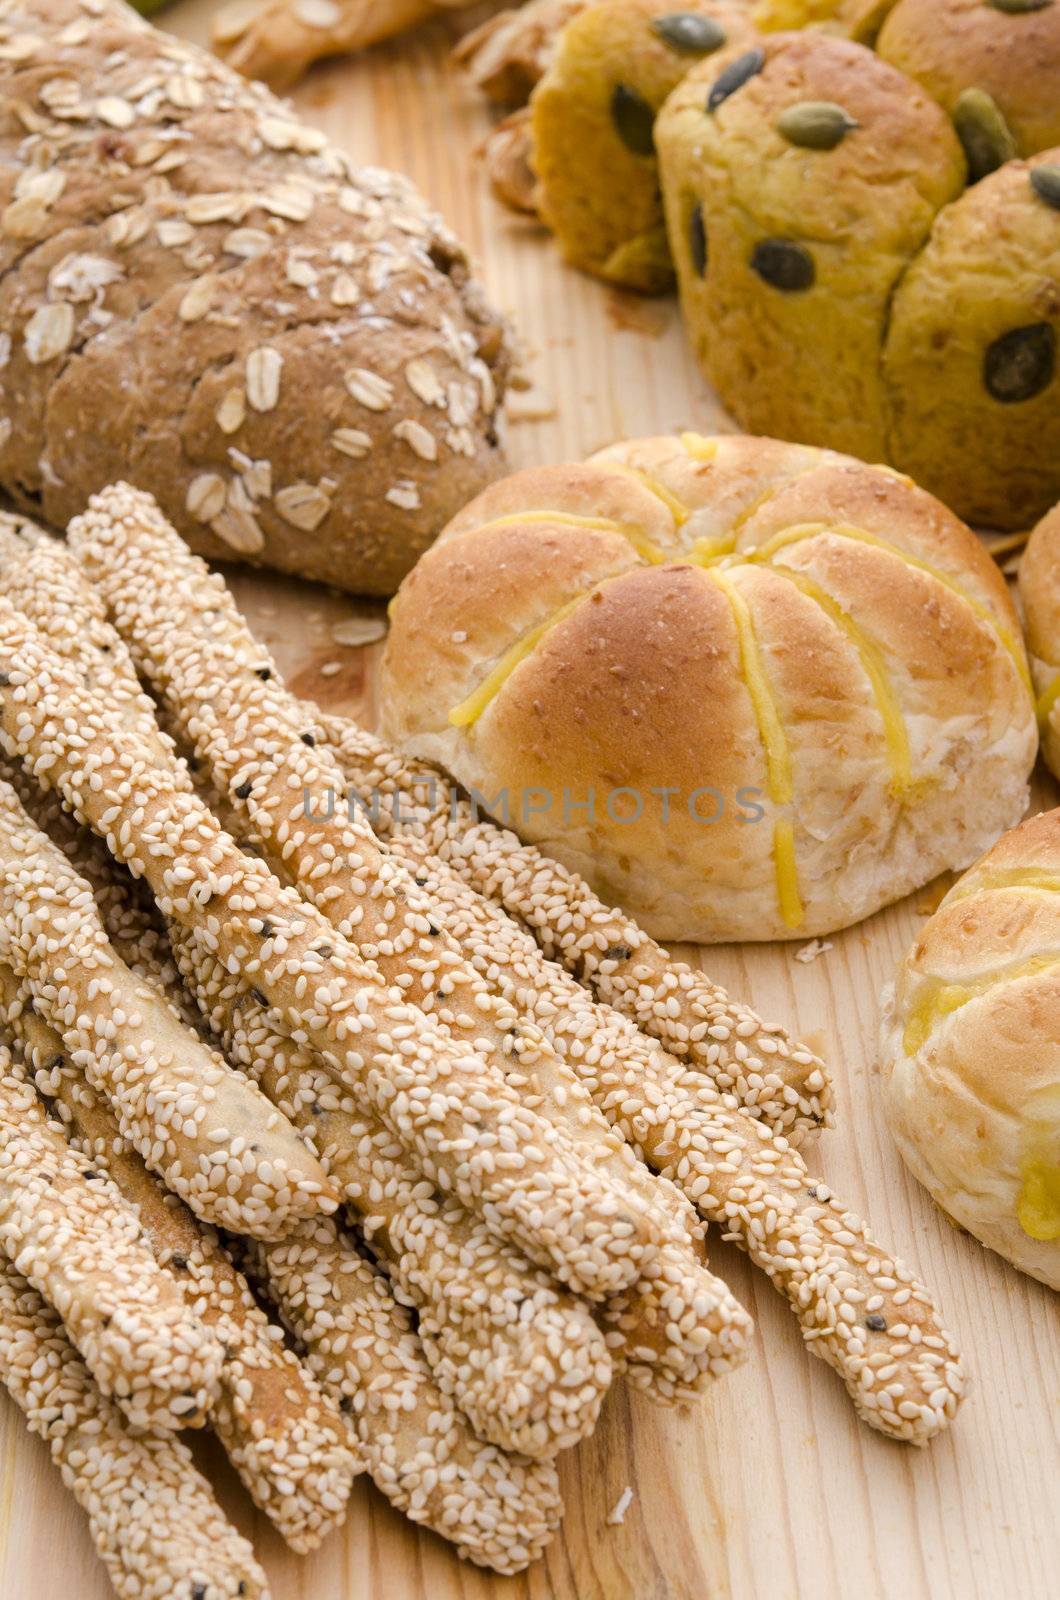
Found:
[881,807,1060,1289]
[883,151,1060,530]
[1020,500,1060,780]
[655,31,966,464]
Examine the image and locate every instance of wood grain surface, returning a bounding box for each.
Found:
[0,5,1057,1598]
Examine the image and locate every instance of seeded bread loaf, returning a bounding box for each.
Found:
[0,0,511,595]
[529,0,758,291]
[1019,500,1060,780]
[380,432,1037,942]
[880,808,1060,1290]
[656,31,1060,526]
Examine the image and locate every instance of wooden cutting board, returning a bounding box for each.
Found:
[1,6,1057,1599]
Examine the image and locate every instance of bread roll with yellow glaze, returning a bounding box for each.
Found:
[380,433,1036,942]
[880,808,1060,1291]
[752,0,895,39]
[1018,500,1060,780]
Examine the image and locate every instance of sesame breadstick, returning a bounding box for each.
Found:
[0,605,664,1305]
[319,710,832,1138]
[172,927,615,1458]
[0,775,338,1240]
[0,967,359,1553]
[347,828,966,1443]
[0,1058,223,1433]
[243,1216,565,1575]
[0,1254,270,1600]
[66,484,752,1387]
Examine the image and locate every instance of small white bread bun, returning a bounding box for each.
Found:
[380,433,1037,941]
[1019,501,1060,781]
[879,808,1060,1291]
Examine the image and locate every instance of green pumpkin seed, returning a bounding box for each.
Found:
[1030,166,1060,210]
[652,12,727,54]
[707,48,765,113]
[983,323,1056,402]
[988,0,1052,13]
[751,237,815,291]
[611,83,657,156]
[776,100,859,150]
[953,88,1017,182]
[689,203,707,275]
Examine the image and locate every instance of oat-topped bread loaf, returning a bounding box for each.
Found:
[380,432,1037,942]
[880,809,1060,1290]
[0,0,511,595]
[656,30,1060,527]
[1019,499,1060,781]
[529,0,759,291]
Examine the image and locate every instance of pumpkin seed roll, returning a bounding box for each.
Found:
[0,1059,223,1433]
[0,1254,270,1600]
[876,0,1060,165]
[656,26,1060,526]
[530,0,758,291]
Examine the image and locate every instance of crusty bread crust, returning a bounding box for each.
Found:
[880,807,1060,1290]
[0,0,510,595]
[381,432,1037,941]
[1020,502,1060,781]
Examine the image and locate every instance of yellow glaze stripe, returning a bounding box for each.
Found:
[448,596,585,728]
[943,867,1060,907]
[1018,1162,1060,1242]
[903,952,1060,1055]
[769,566,915,800]
[680,432,719,463]
[465,509,667,565]
[701,567,803,929]
[604,462,691,527]
[744,522,1032,693]
[688,535,738,565]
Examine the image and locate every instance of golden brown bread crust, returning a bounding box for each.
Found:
[212,0,450,91]
[880,807,1060,1290]
[455,0,594,104]
[1019,501,1060,780]
[381,432,1037,941]
[0,0,510,595]
[877,0,1060,157]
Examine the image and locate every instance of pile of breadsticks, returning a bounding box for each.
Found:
[0,490,964,1596]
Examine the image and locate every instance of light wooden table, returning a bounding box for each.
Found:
[1,6,1057,1599]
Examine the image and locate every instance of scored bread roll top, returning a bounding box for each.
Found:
[880,808,1060,1291]
[1019,500,1060,781]
[381,432,1036,942]
[0,0,510,596]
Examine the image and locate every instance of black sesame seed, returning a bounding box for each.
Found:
[604,943,632,961]
[234,780,252,800]
[414,875,428,887]
[313,943,334,959]
[255,666,272,680]
[171,1253,188,1271]
[257,918,274,938]
[301,731,316,746]
[192,1587,207,1600]
[82,1169,102,1181]
[707,47,764,114]
[866,1313,888,1332]
[250,987,267,1006]
[427,921,440,936]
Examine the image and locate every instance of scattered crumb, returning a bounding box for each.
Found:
[506,388,557,424]
[795,938,833,964]
[607,1486,633,1526]
[331,617,386,647]
[319,659,343,677]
